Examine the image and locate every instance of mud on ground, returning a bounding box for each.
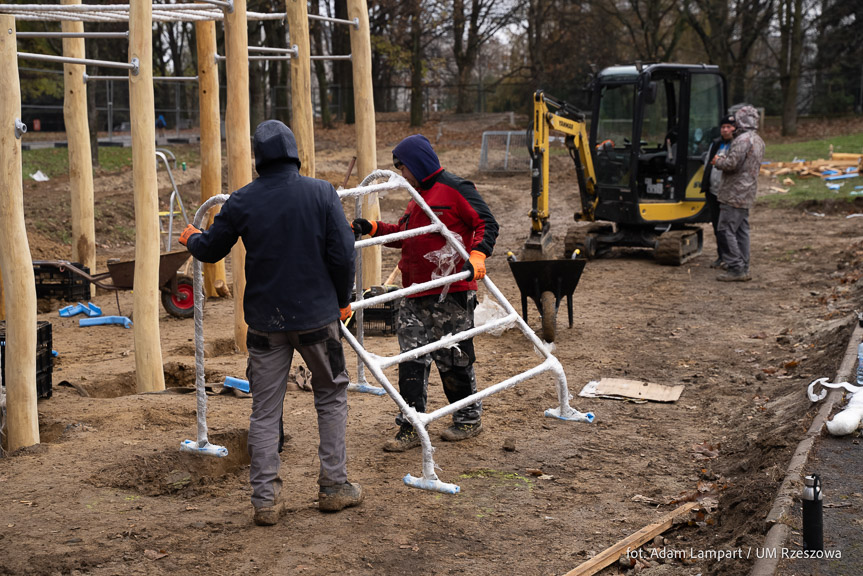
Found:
[2,114,862,576]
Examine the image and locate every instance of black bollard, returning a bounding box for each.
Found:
[802,474,823,551]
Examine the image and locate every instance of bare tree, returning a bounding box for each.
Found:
[683,0,775,103]
[310,0,333,128]
[776,0,805,135]
[451,0,515,113]
[598,0,686,62]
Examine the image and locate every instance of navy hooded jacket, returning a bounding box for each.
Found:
[185,120,355,331]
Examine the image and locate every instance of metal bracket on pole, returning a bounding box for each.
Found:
[14,118,27,139]
[352,17,360,30]
[130,57,139,76]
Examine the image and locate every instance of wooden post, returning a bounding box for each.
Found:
[129,0,166,392]
[0,16,39,450]
[195,20,227,299]
[347,0,380,288]
[62,0,96,298]
[285,0,315,177]
[224,0,252,352]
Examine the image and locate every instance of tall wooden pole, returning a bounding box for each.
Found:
[225,0,252,352]
[62,0,96,298]
[0,16,39,450]
[285,0,315,177]
[195,20,227,299]
[347,0,380,288]
[129,0,165,392]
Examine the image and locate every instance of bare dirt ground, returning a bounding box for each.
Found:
[2,114,863,576]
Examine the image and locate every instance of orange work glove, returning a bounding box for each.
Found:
[462,250,487,281]
[179,224,201,246]
[340,305,352,322]
[351,218,377,237]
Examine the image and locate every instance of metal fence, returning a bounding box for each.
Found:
[478,130,531,173]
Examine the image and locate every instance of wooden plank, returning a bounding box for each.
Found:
[593,377,684,402]
[563,502,699,576]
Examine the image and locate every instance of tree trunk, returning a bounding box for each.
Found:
[779,0,804,136]
[409,0,423,126]
[309,0,332,128]
[333,0,354,123]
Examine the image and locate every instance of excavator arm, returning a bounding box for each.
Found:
[525,90,598,260]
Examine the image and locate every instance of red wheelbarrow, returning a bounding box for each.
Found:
[33,250,197,319]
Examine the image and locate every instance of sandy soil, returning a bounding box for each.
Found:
[2,114,862,576]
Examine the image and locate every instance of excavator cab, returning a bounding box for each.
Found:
[590,64,726,229]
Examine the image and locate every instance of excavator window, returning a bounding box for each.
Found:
[594,84,634,187]
[687,73,725,197]
[637,77,681,200]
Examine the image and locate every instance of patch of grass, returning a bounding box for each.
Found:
[22,148,69,179]
[459,468,534,489]
[759,175,861,208]
[764,132,863,163]
[98,147,134,172]
[760,132,863,207]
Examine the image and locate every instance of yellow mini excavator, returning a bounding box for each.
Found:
[523,63,727,265]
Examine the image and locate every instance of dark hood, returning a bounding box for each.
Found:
[253,120,301,172]
[392,134,441,185]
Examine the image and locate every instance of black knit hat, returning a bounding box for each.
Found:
[721,114,736,127]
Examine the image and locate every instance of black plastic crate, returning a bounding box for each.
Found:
[351,287,400,336]
[0,320,53,399]
[32,261,90,302]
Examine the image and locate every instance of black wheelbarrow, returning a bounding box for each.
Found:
[507,258,586,343]
[33,250,197,319]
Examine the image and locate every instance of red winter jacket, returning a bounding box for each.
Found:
[374,168,498,298]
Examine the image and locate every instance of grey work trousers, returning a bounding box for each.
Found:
[716,203,750,272]
[245,320,349,508]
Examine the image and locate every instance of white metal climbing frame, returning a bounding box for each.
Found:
[339,170,594,494]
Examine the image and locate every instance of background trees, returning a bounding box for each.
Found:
[15,0,863,135]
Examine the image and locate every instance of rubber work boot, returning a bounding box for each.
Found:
[440,421,483,442]
[717,268,751,282]
[383,423,421,452]
[318,481,363,512]
[253,505,278,526]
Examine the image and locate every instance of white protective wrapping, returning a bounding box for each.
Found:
[179,194,231,458]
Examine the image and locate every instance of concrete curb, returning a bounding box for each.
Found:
[750,321,862,576]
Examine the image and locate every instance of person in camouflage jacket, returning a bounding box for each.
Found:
[713,105,765,282]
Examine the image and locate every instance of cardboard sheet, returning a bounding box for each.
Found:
[578,377,684,403]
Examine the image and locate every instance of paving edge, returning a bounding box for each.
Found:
[750,320,862,576]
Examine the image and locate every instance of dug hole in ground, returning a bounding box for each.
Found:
[2,114,863,576]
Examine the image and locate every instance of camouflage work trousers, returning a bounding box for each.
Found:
[395,291,482,427]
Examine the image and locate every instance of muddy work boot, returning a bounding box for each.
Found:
[253,505,279,526]
[318,481,363,512]
[383,423,421,452]
[716,267,751,282]
[709,258,727,269]
[440,421,483,442]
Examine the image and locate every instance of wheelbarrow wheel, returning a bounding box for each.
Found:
[162,274,198,319]
[540,291,557,343]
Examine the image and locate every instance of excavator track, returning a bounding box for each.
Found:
[654,227,703,266]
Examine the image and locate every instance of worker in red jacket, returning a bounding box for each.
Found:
[353,134,499,451]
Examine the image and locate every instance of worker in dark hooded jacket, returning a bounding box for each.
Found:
[352,134,499,452]
[179,120,361,526]
[713,105,765,282]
